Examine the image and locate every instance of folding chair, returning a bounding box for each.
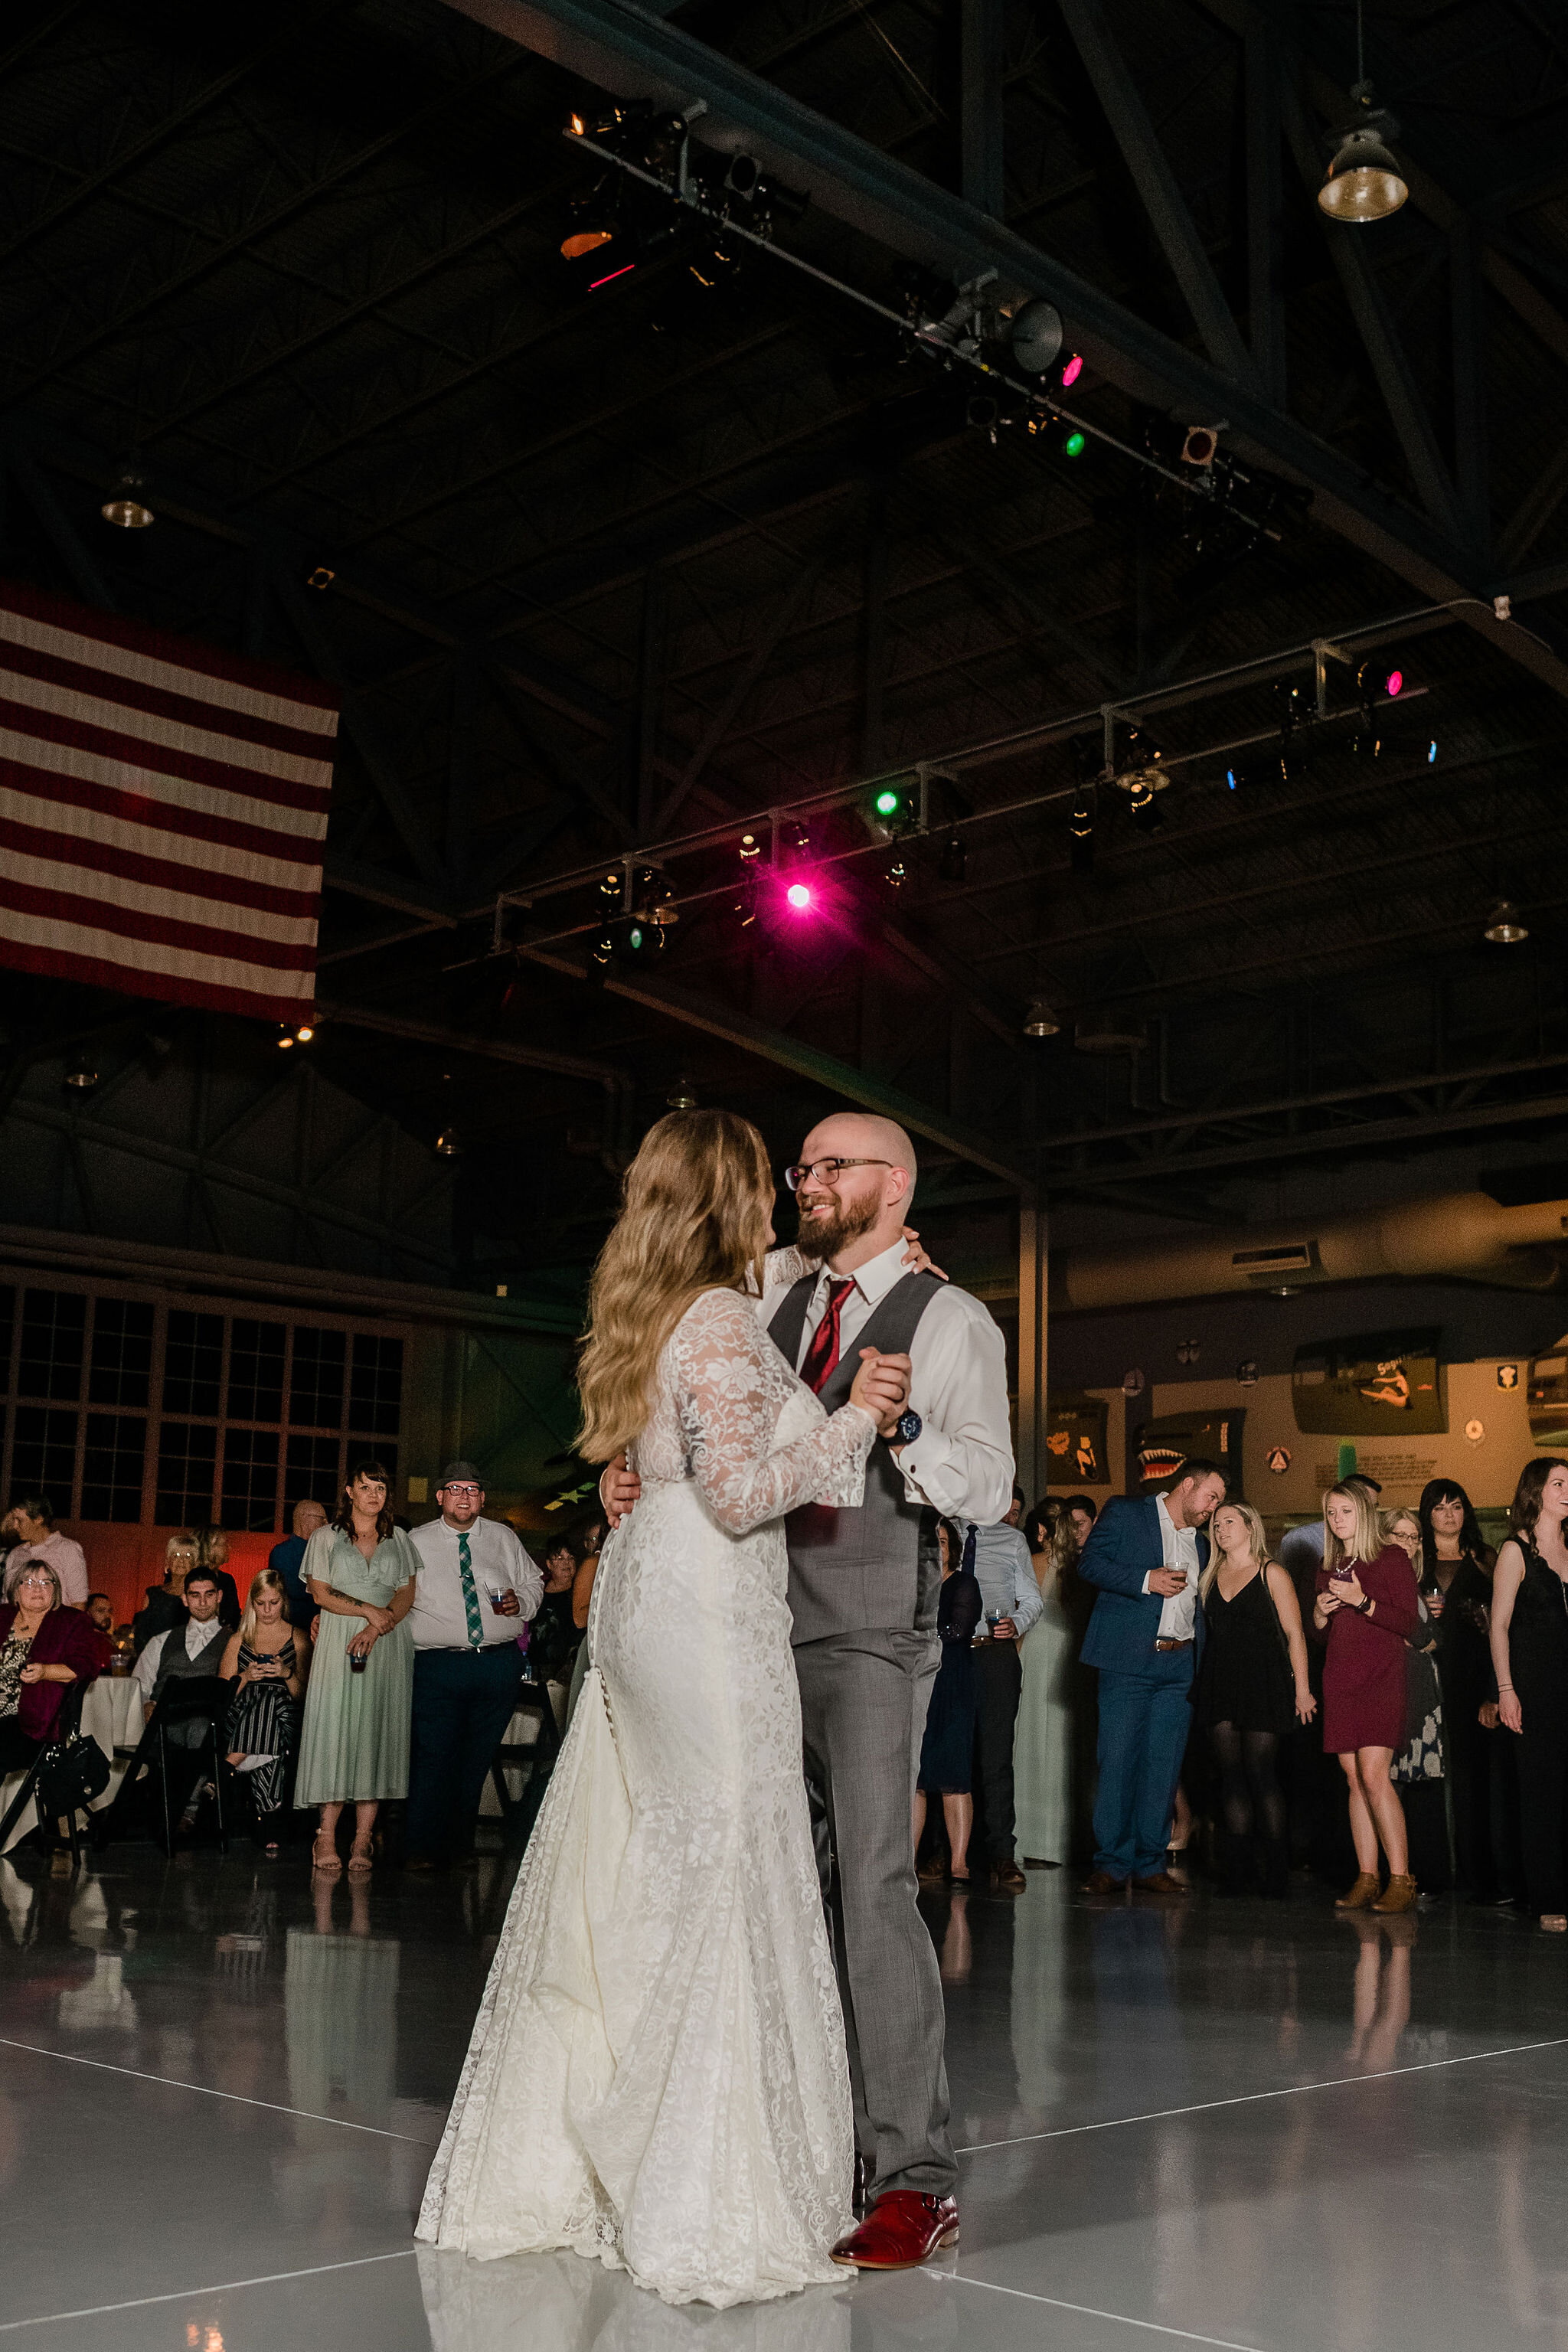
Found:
[488,1671,561,1849]
[0,1681,90,1865]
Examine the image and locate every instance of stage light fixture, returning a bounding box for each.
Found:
[939,827,967,884]
[101,469,154,528]
[295,1021,315,1043]
[786,880,814,911]
[276,1028,295,1050]
[665,1074,698,1110]
[1022,998,1061,1038]
[1070,786,1096,874]
[739,831,761,862]
[64,1057,99,1089]
[1010,300,1063,374]
[869,782,920,839]
[782,818,811,856]
[1426,737,1438,765]
[635,865,678,925]
[1484,900,1527,945]
[591,926,616,965]
[435,1122,462,1157]
[1181,424,1220,468]
[884,854,908,889]
[305,565,335,590]
[1060,354,1084,387]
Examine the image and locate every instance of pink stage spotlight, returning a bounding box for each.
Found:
[1384,668,1403,696]
[786,880,813,910]
[1060,354,1084,387]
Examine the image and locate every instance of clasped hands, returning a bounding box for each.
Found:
[348,1599,396,1659]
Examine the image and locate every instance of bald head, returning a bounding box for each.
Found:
[795,1112,920,1270]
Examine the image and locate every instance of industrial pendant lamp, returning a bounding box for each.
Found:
[1483,900,1527,946]
[1318,2,1407,223]
[101,466,155,528]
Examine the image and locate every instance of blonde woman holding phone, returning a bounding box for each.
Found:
[1194,1501,1313,1896]
[1313,1480,1422,1913]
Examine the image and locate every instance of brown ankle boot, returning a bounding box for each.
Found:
[1335,1870,1380,1910]
[1371,1873,1417,1914]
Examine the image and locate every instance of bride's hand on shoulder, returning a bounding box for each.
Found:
[848,1347,910,1436]
[899,1225,948,1281]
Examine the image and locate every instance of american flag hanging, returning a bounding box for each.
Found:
[0,577,335,1023]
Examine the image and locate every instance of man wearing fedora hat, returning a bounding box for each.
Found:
[406,1460,543,1870]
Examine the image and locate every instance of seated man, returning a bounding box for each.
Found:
[127,1568,232,1834]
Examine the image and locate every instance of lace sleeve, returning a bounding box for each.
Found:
[671,1290,875,1537]
[761,1244,816,1295]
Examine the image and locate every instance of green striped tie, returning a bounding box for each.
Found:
[458,1530,484,1649]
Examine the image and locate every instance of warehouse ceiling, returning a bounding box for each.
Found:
[3,0,1568,1284]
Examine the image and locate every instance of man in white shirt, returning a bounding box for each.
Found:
[406,1459,544,1870]
[4,1498,89,1607]
[962,1490,1044,1891]
[118,1566,231,1837]
[1076,1461,1227,1894]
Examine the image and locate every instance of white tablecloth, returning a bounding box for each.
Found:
[1,1674,145,1855]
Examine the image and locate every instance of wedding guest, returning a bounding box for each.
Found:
[1013,1501,1076,1868]
[1313,1481,1422,1913]
[1064,1495,1099,1550]
[915,1519,982,1883]
[1383,1506,1449,1896]
[133,1532,197,1654]
[132,1566,233,1831]
[1489,1456,1568,1933]
[528,1533,584,1698]
[405,1463,542,1870]
[963,1490,1042,1893]
[219,1569,307,1856]
[270,1498,328,1629]
[1418,1477,1503,1899]
[84,1593,114,1635]
[191,1524,241,1627]
[3,1498,89,1607]
[1195,1500,1314,1896]
[564,1521,604,1732]
[0,1560,108,1774]
[296,1462,418,1878]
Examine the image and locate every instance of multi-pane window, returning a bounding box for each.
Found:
[90,1301,154,1408]
[19,1289,85,1400]
[351,1334,403,1437]
[290,1328,345,1429]
[222,1427,280,1533]
[1,1282,406,1529]
[82,1413,147,1521]
[228,1320,286,1425]
[156,1423,218,1527]
[164,1312,223,1417]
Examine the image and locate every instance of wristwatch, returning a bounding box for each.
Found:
[890,1408,923,1447]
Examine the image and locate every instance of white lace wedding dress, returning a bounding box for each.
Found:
[416,1284,875,2308]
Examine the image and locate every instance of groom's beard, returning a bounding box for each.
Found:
[798,1188,881,1261]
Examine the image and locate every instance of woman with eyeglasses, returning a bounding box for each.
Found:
[1489,1457,1568,1932]
[0,1559,110,1778]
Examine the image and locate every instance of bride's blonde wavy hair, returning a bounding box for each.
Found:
[577,1109,775,1461]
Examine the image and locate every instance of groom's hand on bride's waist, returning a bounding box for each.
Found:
[600,1452,642,1527]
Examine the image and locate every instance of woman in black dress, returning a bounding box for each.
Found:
[914,1518,982,1884]
[1490,1457,1568,1932]
[219,1569,308,1855]
[1418,1477,1510,1900]
[1195,1499,1315,1895]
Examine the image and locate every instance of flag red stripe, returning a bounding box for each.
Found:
[0,634,336,764]
[0,762,325,867]
[0,695,331,816]
[0,877,315,970]
[0,814,321,920]
[0,576,338,715]
[0,934,312,1021]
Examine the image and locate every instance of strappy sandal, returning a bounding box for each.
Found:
[312,1832,342,1877]
[347,1838,374,1877]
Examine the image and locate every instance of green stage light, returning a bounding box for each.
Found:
[1062,428,1086,457]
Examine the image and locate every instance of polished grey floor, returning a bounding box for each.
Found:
[2,1843,1566,2350]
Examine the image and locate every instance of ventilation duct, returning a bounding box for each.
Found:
[1052,1188,1568,1314]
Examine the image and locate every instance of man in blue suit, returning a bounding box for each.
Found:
[1076,1458,1228,1893]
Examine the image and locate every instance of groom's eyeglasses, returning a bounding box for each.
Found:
[783,1157,893,1193]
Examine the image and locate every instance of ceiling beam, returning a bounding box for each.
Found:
[433,0,1568,706]
[315,1000,631,1087]
[598,968,1031,1184]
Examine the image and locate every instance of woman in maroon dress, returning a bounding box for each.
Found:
[1313,1481,1422,1913]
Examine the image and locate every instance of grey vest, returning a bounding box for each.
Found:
[152,1618,229,1700]
[769,1269,945,1645]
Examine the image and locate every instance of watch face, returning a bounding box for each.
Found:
[895,1409,923,1445]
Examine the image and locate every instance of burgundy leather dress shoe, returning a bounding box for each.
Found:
[831,2191,959,2269]
[1132,1870,1189,1895]
[1081,1869,1127,1895]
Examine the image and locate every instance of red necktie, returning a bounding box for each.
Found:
[799,1279,855,1394]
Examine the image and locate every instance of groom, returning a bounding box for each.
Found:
[606,1111,1014,2269]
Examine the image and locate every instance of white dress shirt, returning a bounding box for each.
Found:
[1142,1493,1201,1640]
[759,1237,1014,1525]
[5,1530,89,1608]
[133,1614,227,1701]
[407,1514,544,1651]
[965,1521,1044,1638]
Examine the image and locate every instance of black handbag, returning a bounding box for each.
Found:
[35,1729,110,1818]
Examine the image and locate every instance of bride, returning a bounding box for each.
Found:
[416,1109,911,2307]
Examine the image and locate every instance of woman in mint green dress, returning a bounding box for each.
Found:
[296,1461,417,1877]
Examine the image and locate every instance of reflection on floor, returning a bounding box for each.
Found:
[2,1845,1566,2350]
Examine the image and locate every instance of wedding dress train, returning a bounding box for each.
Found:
[416,1285,874,2307]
